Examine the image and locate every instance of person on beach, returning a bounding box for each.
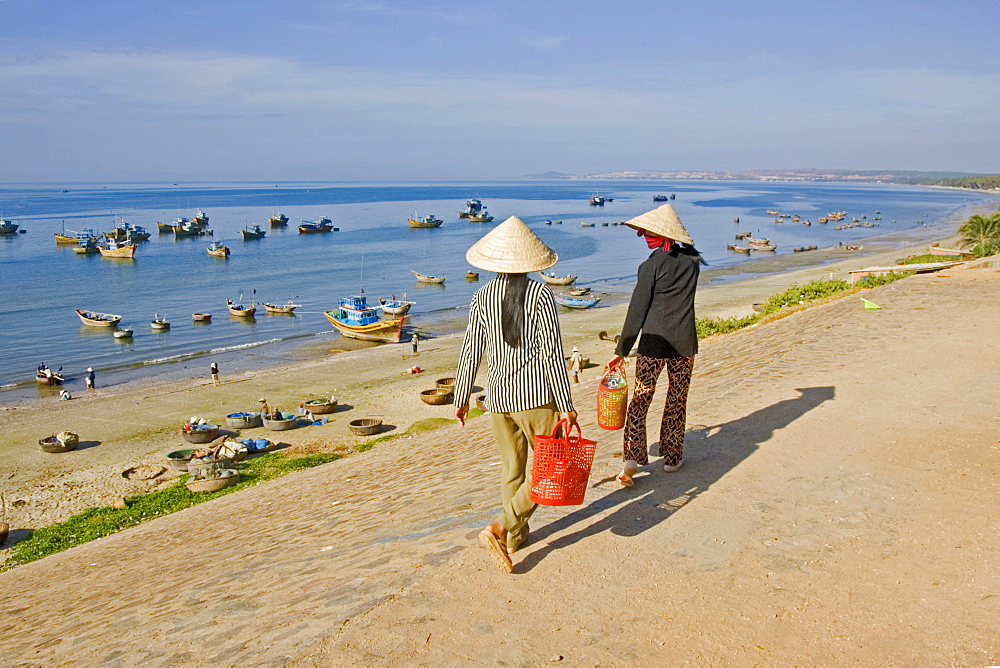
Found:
[60,389,71,400]
[411,332,419,354]
[85,367,96,391]
[568,346,584,383]
[454,216,577,573]
[210,361,220,386]
[607,203,700,487]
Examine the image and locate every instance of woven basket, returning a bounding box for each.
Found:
[597,365,628,430]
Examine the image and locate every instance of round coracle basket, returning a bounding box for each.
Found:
[420,388,453,405]
[182,426,220,444]
[349,418,382,436]
[475,394,488,412]
[302,399,337,415]
[225,412,262,429]
[262,413,298,431]
[185,471,239,493]
[39,432,80,453]
[434,377,457,390]
[166,448,195,471]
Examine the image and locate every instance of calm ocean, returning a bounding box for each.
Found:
[0,180,992,398]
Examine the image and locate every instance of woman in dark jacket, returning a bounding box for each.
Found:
[607,204,700,486]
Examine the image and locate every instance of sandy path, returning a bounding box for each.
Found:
[0,256,996,664]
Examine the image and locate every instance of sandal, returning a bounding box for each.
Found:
[616,459,639,487]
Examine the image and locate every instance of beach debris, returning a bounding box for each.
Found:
[861,298,882,309]
[121,464,166,481]
[404,366,423,374]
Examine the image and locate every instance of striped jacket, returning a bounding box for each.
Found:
[454,275,574,414]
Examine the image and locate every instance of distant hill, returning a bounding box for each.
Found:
[543,169,999,189]
[523,171,571,180]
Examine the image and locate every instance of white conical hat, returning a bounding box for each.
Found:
[465,216,558,273]
[624,203,694,245]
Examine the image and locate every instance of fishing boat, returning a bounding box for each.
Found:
[750,244,777,251]
[54,228,97,244]
[262,299,301,314]
[105,219,150,242]
[468,211,493,222]
[35,369,64,385]
[0,219,19,235]
[192,209,210,226]
[151,314,170,329]
[410,270,446,284]
[458,198,483,218]
[746,236,770,246]
[227,297,256,317]
[99,239,137,258]
[653,195,669,202]
[173,221,211,237]
[568,287,591,296]
[766,210,780,215]
[192,313,212,322]
[408,213,444,228]
[240,224,266,240]
[580,222,595,227]
[324,295,405,343]
[113,327,134,339]
[207,240,230,257]
[157,219,178,234]
[589,195,607,206]
[298,217,335,233]
[554,295,601,309]
[268,211,289,227]
[537,271,577,286]
[731,246,751,254]
[73,239,100,255]
[378,296,414,316]
[76,309,122,327]
[466,271,479,281]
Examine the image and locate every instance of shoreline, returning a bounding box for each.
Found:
[0,215,983,540]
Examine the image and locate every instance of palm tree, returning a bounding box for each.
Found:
[957,213,1000,256]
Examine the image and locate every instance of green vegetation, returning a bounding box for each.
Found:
[933,176,1000,190]
[5,452,339,568]
[696,275,910,340]
[958,213,1000,257]
[899,254,958,264]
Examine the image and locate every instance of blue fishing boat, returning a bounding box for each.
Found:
[0,219,19,235]
[553,295,601,309]
[298,217,336,233]
[324,296,404,343]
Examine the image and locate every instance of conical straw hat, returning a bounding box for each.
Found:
[623,203,694,246]
[465,216,558,273]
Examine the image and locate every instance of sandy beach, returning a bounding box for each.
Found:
[0,229,998,663]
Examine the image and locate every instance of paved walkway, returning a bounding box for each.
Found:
[2,268,999,665]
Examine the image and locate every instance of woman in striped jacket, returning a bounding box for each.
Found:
[454,216,577,574]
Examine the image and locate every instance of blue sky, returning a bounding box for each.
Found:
[1,0,998,181]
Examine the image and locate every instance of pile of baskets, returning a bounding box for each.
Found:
[420,377,455,405]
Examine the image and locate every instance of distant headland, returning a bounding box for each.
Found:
[525,169,1000,190]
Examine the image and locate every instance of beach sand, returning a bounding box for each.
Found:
[0,235,998,663]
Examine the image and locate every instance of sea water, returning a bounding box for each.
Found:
[0,180,992,396]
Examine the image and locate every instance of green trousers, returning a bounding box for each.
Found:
[490,402,559,550]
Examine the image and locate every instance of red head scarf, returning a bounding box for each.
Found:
[638,229,673,251]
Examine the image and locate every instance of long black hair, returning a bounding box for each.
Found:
[500,273,528,348]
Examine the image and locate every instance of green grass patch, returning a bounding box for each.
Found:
[696,314,759,338]
[856,271,912,287]
[5,452,339,568]
[358,416,457,452]
[899,253,959,264]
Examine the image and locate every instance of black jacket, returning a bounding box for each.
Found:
[615,244,700,359]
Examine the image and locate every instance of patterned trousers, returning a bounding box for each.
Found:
[622,354,695,467]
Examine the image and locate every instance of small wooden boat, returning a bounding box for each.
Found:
[113,327,134,338]
[240,224,266,240]
[408,214,444,228]
[746,236,770,245]
[207,240,230,257]
[268,212,289,227]
[420,388,453,405]
[568,287,591,296]
[99,240,137,258]
[731,246,751,254]
[227,298,256,317]
[151,314,170,329]
[468,211,493,222]
[76,309,122,327]
[54,229,97,244]
[349,418,382,436]
[262,413,298,431]
[35,370,64,386]
[73,239,100,255]
[193,313,212,322]
[458,198,483,218]
[324,296,405,343]
[411,270,446,284]
[580,222,595,227]
[653,195,669,202]
[766,210,780,215]
[466,271,479,281]
[298,217,335,233]
[750,244,777,251]
[263,300,300,314]
[553,295,601,309]
[537,271,577,286]
[301,398,337,415]
[378,297,414,315]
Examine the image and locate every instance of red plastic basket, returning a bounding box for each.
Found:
[530,420,597,506]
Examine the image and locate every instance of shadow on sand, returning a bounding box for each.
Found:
[516,386,835,573]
